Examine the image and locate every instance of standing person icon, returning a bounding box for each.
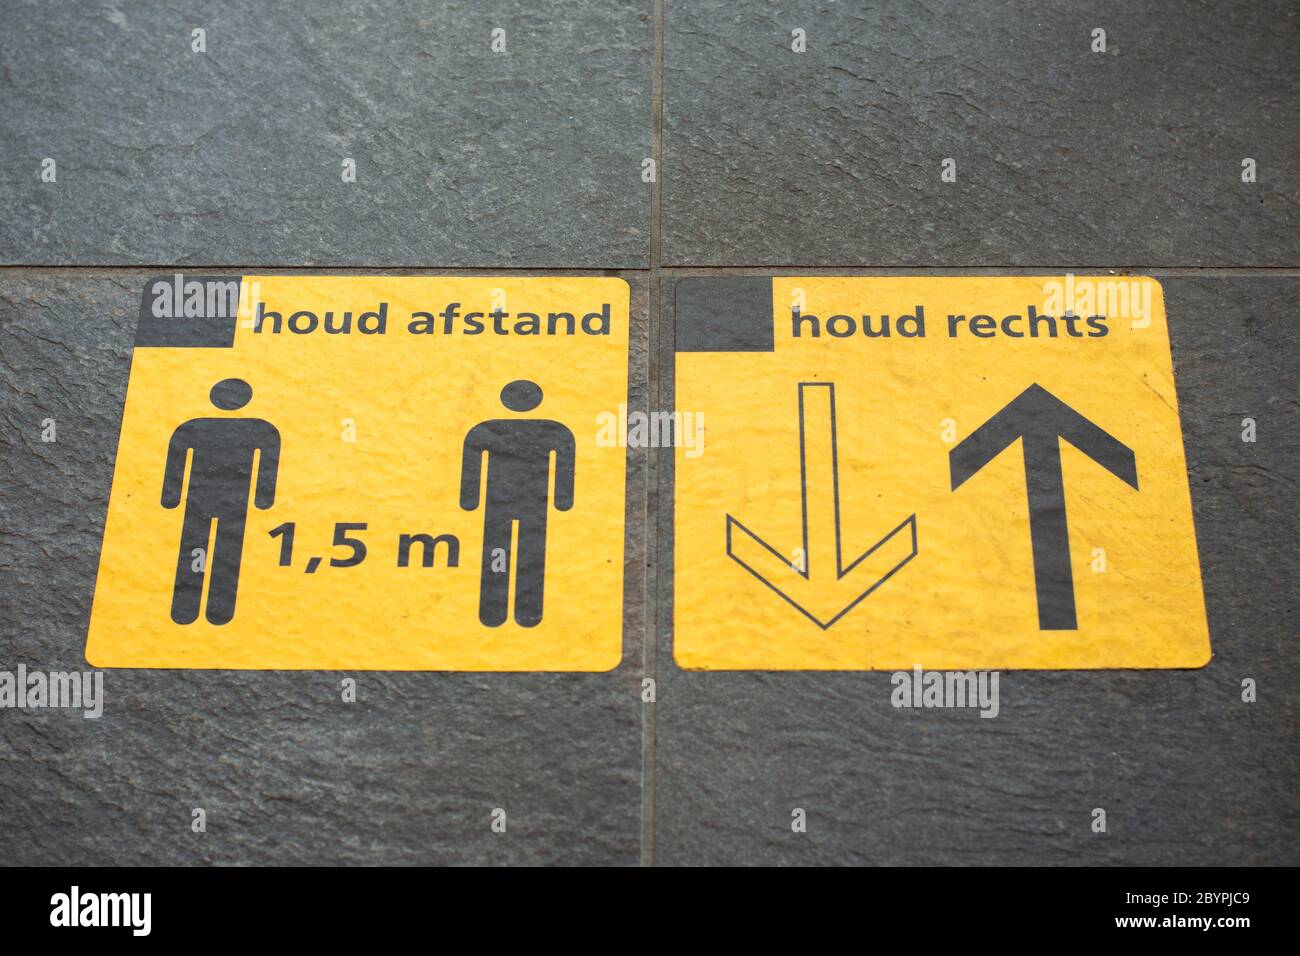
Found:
[460,380,575,628]
[161,378,280,625]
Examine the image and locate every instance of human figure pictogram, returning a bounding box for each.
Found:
[460,380,575,627]
[162,378,280,625]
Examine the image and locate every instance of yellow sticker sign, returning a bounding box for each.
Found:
[673,276,1209,670]
[87,275,630,670]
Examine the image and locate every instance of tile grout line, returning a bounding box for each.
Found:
[640,0,666,869]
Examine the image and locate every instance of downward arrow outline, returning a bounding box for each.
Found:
[726,382,918,630]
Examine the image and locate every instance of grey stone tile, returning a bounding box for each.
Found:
[662,1,1300,266]
[653,276,1299,865]
[0,1,652,267]
[0,270,647,865]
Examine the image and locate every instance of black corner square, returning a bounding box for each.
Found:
[135,275,242,348]
[674,277,774,353]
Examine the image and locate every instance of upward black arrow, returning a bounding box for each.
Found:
[950,383,1139,630]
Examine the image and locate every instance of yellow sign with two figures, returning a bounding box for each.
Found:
[673,276,1209,670]
[86,275,630,670]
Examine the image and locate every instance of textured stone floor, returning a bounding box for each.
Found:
[0,1,1295,865]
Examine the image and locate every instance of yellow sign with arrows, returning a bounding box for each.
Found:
[673,275,1209,670]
